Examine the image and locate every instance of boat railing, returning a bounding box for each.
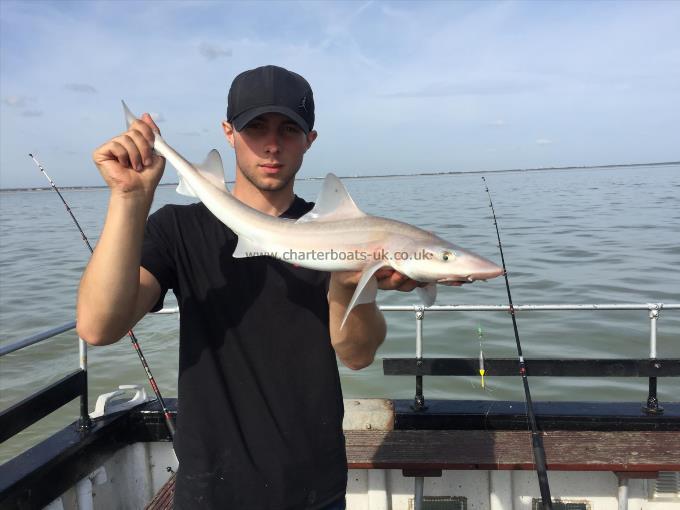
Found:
[1,303,679,447]
[377,303,680,415]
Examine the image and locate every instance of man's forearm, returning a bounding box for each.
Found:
[328,277,386,370]
[77,192,152,345]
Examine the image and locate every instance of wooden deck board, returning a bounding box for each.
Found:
[345,430,680,471]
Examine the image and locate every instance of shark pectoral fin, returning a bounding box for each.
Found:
[340,262,384,329]
[416,282,437,307]
[232,236,267,259]
[176,177,197,197]
[296,173,366,223]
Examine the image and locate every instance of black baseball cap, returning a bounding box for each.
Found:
[227,65,315,134]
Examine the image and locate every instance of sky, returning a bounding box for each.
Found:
[1,0,679,189]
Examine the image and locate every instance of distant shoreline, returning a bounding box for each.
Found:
[2,160,678,193]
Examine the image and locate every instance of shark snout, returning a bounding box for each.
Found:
[473,265,505,280]
[475,265,504,282]
[436,259,504,285]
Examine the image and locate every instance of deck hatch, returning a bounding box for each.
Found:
[408,496,466,510]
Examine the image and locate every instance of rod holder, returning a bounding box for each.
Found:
[643,376,663,415]
[78,338,92,431]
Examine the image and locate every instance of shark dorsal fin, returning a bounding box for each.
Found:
[177,149,228,197]
[296,173,365,223]
[196,149,228,191]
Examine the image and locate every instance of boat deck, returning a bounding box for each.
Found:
[4,398,680,509]
[144,418,680,509]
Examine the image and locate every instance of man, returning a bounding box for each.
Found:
[77,65,421,509]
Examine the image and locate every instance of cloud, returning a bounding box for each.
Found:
[149,112,166,123]
[3,96,31,107]
[178,131,201,137]
[383,78,544,98]
[489,119,507,127]
[535,138,553,145]
[64,83,97,94]
[198,42,232,60]
[380,4,409,20]
[21,110,43,117]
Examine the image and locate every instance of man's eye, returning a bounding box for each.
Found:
[283,125,301,134]
[246,121,265,130]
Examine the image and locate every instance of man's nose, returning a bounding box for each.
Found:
[263,130,282,154]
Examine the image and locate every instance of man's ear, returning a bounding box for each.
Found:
[305,130,318,151]
[222,121,235,148]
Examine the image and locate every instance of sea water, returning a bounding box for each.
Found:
[1,165,679,462]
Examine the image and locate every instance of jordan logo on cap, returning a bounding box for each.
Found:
[299,95,308,112]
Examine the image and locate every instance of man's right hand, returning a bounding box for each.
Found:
[92,113,165,198]
[79,112,165,346]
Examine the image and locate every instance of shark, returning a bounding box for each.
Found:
[123,102,504,327]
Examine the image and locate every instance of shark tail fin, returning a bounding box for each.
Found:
[121,100,137,130]
[121,101,228,197]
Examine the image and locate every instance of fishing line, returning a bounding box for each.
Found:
[29,153,176,440]
[482,176,553,509]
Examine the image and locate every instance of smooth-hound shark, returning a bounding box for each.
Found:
[123,102,503,327]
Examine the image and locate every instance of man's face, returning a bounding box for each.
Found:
[224,112,317,192]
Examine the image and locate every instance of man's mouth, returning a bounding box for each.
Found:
[260,163,283,174]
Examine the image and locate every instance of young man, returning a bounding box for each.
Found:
[78,65,421,509]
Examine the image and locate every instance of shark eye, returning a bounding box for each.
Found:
[442,250,457,262]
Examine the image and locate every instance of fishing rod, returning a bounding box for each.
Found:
[29,153,176,440]
[482,176,553,510]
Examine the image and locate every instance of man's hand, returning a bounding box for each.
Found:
[92,113,165,199]
[78,113,165,345]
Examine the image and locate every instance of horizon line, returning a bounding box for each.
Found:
[2,160,678,193]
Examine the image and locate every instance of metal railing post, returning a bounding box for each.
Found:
[414,476,424,510]
[644,305,663,415]
[413,306,426,411]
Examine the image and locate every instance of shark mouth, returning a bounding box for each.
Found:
[437,276,472,286]
[438,271,502,285]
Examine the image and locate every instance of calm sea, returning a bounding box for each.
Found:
[1,165,679,462]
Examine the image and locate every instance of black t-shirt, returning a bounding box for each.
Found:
[141,196,347,510]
